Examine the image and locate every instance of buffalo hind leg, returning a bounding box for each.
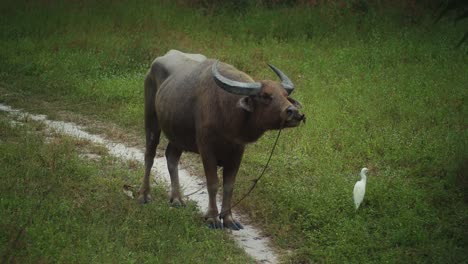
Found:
[166,143,185,207]
[138,74,160,204]
[138,127,160,204]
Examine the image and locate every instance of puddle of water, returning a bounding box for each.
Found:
[0,103,279,264]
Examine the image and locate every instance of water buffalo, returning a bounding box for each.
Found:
[139,49,305,230]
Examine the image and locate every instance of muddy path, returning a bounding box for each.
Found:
[0,103,279,264]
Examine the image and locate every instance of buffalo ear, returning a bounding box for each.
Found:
[238,96,254,112]
[288,97,302,109]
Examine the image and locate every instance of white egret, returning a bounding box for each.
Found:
[353,168,369,210]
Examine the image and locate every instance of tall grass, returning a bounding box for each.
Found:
[1,0,467,262]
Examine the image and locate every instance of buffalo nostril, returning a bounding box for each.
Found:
[286,106,297,118]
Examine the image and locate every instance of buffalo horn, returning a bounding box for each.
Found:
[212,60,262,96]
[268,64,294,95]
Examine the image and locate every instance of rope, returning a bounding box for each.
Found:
[216,127,283,218]
[184,184,206,198]
[184,125,283,218]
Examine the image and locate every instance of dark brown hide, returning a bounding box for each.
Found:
[139,50,304,230]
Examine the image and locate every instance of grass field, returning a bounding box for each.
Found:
[0,113,253,263]
[1,0,467,262]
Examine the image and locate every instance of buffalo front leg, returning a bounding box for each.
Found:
[165,143,185,207]
[200,152,222,229]
[220,149,244,230]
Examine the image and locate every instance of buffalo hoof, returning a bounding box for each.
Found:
[206,217,223,229]
[137,193,151,204]
[170,197,186,207]
[223,220,244,231]
[222,215,244,231]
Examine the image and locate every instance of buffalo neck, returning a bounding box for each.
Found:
[226,107,268,145]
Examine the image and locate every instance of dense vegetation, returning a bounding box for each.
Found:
[1,0,467,262]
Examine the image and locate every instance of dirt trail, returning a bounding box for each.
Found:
[0,103,279,264]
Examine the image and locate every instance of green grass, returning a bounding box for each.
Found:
[0,113,253,263]
[1,0,467,262]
